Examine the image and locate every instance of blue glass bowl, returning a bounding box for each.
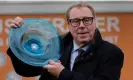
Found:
[8,18,62,67]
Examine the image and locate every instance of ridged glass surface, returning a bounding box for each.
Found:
[8,18,62,67]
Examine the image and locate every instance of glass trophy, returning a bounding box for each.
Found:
[8,18,62,67]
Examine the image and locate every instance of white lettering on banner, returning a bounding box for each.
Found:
[5,18,13,34]
[0,17,120,47]
[0,17,121,35]
[0,38,3,47]
[42,18,69,33]
[96,17,120,32]
[53,18,68,33]
[107,17,120,32]
[103,36,118,44]
[96,17,106,32]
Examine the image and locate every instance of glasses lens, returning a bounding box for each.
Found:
[70,19,80,27]
[83,17,93,26]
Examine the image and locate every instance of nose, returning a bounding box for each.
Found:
[79,21,85,28]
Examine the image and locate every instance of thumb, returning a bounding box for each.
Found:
[57,60,61,64]
[44,64,55,69]
[49,60,56,65]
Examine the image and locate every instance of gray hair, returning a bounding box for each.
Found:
[66,2,96,21]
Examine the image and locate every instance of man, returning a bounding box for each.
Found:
[7,3,124,80]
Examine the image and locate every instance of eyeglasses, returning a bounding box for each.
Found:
[68,17,94,27]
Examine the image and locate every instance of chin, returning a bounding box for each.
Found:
[79,40,89,44]
[79,37,92,43]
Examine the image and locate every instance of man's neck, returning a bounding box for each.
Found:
[73,40,89,48]
[73,40,89,52]
[74,41,88,48]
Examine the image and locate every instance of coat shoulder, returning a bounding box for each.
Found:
[99,41,124,57]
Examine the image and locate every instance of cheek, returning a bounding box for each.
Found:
[72,30,78,37]
[87,26,94,32]
[90,23,96,33]
[86,26,96,38]
[69,26,77,36]
[91,27,95,34]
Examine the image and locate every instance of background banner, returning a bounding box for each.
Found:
[0,13,132,80]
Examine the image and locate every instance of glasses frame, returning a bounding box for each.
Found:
[68,17,94,27]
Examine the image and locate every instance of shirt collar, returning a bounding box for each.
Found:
[72,40,89,52]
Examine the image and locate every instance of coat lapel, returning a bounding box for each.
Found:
[60,33,73,69]
[74,44,94,64]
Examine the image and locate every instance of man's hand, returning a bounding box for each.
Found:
[44,60,65,78]
[10,16,24,28]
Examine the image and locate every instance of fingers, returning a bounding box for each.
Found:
[44,60,60,69]
[57,60,61,64]
[44,60,62,69]
[44,64,54,69]
[44,60,56,69]
[10,16,24,28]
[14,16,24,26]
[49,60,61,65]
[44,64,55,70]
[9,23,18,28]
[49,60,57,65]
[44,60,64,77]
[44,65,52,72]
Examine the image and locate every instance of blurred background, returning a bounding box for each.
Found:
[0,0,133,80]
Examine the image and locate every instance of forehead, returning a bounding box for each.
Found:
[69,7,93,19]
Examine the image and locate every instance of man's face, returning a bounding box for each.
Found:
[68,7,96,46]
